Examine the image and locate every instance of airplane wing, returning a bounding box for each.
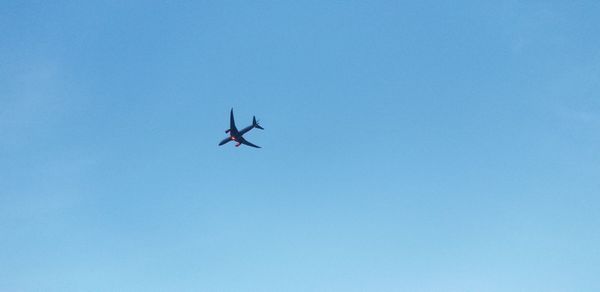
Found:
[239,137,261,148]
[229,108,238,132]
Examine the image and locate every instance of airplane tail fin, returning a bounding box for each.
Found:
[253,116,264,130]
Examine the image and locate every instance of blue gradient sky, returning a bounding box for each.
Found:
[2,1,600,291]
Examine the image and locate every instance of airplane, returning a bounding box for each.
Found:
[218,108,264,148]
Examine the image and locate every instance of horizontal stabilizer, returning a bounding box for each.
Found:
[253,116,264,130]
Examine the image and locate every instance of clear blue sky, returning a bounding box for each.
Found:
[2,1,599,291]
